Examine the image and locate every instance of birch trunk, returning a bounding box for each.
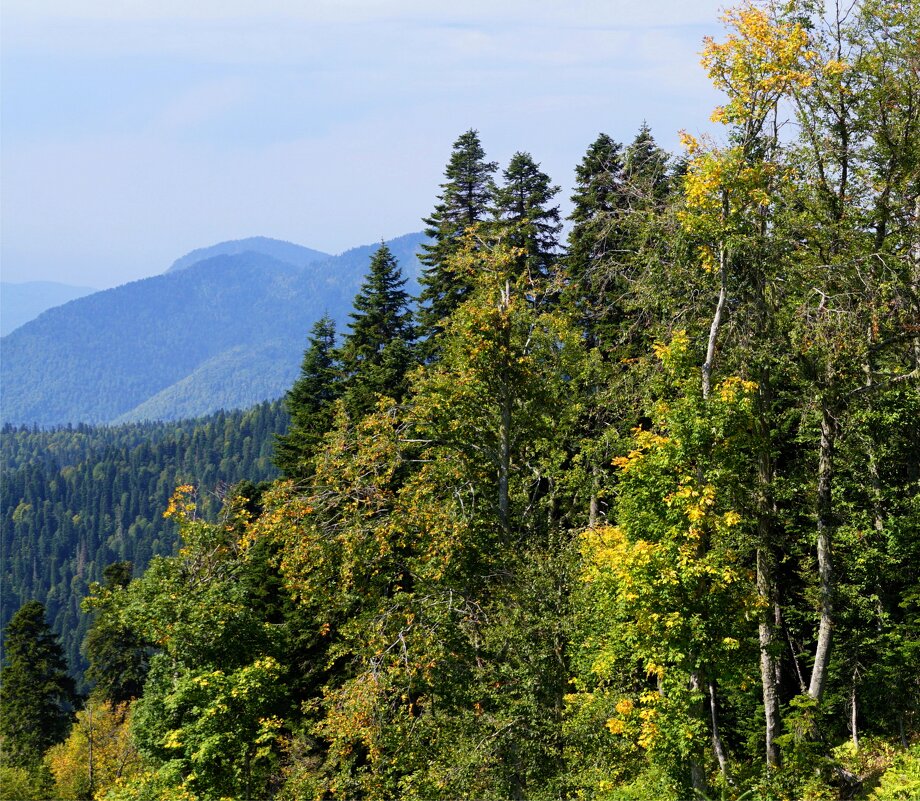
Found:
[709,679,730,781]
[808,402,836,701]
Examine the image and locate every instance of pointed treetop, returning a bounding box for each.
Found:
[418,130,499,341]
[493,151,562,283]
[340,243,416,416]
[274,314,340,479]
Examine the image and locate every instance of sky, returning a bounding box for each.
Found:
[1,1,726,289]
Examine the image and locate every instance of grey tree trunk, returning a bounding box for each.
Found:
[709,679,730,781]
[498,280,511,533]
[499,391,511,533]
[702,241,728,400]
[850,668,859,748]
[808,402,836,701]
[758,547,782,767]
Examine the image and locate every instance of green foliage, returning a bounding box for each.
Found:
[83,561,150,704]
[89,488,292,800]
[418,128,498,342]
[570,333,760,796]
[1,401,286,683]
[0,765,49,801]
[339,243,417,417]
[869,745,920,801]
[274,315,341,480]
[0,601,76,769]
[132,655,283,800]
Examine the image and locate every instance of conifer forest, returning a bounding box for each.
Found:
[1,3,919,799]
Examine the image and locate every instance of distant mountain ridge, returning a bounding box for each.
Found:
[0,233,428,426]
[167,237,331,273]
[0,281,97,336]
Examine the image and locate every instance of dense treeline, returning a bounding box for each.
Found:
[0,234,426,427]
[1,3,918,799]
[0,401,287,681]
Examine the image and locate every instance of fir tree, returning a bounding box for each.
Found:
[623,121,670,202]
[83,562,149,704]
[492,151,562,289]
[566,132,627,345]
[274,316,340,479]
[0,601,76,768]
[565,125,671,352]
[340,244,416,417]
[417,129,497,343]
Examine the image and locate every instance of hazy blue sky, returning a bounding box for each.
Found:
[2,1,725,289]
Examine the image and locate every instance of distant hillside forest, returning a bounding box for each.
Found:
[0,233,426,427]
[1,3,919,800]
[0,401,287,682]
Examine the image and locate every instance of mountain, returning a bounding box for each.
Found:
[0,401,288,685]
[167,236,330,273]
[0,233,428,427]
[0,281,97,336]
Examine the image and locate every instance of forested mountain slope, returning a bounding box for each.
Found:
[0,233,427,427]
[0,281,96,336]
[166,236,330,273]
[1,4,918,799]
[0,401,287,683]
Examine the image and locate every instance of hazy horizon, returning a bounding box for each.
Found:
[2,1,724,289]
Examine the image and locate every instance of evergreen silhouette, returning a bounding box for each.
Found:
[274,316,341,479]
[492,151,562,287]
[417,130,497,347]
[340,244,416,417]
[0,601,76,767]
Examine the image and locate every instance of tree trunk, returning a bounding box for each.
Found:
[850,667,859,748]
[808,402,836,701]
[498,280,511,534]
[499,391,511,533]
[702,236,728,400]
[753,387,782,766]
[709,679,729,781]
[689,671,708,796]
[758,547,782,767]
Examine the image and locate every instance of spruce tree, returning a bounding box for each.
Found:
[492,152,562,288]
[566,125,671,351]
[84,561,149,703]
[0,601,76,768]
[623,121,670,202]
[274,315,340,479]
[566,133,627,345]
[340,244,416,417]
[417,129,497,342]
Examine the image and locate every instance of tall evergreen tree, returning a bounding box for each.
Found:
[624,121,671,203]
[492,152,562,289]
[566,133,628,346]
[566,126,672,347]
[0,601,76,768]
[417,129,497,341]
[274,315,340,479]
[83,561,149,704]
[340,244,416,417]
